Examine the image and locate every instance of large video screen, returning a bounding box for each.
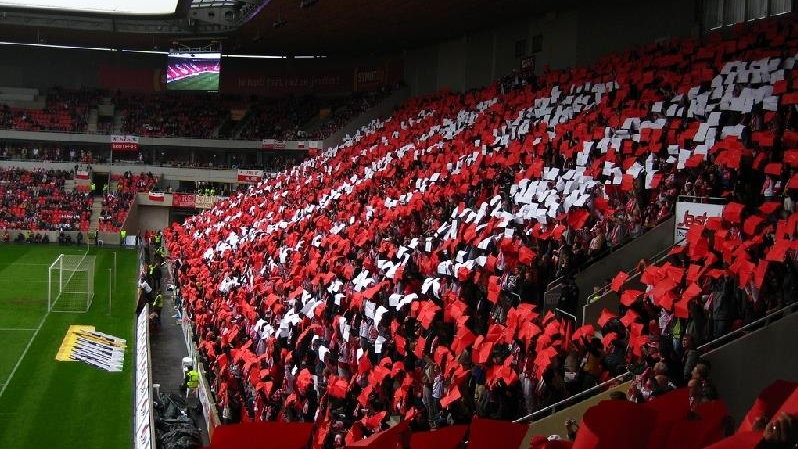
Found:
[166,52,221,92]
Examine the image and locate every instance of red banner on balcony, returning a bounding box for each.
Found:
[172,193,196,208]
[111,135,140,151]
[237,169,263,184]
[148,192,165,202]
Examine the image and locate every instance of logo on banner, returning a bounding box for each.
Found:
[195,195,219,209]
[237,169,264,184]
[56,325,126,372]
[674,200,726,244]
[172,193,196,208]
[111,135,140,151]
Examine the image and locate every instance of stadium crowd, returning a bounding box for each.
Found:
[98,172,157,231]
[0,167,92,231]
[0,88,392,141]
[0,87,97,133]
[163,16,798,448]
[309,89,396,140]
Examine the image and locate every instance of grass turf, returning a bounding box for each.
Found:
[167,72,220,91]
[0,245,138,449]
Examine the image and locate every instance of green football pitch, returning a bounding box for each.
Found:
[167,72,220,91]
[0,245,138,449]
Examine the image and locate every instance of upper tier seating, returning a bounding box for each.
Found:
[164,17,798,446]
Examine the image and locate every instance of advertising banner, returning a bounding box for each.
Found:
[111,135,140,151]
[222,70,349,95]
[195,195,219,209]
[261,139,287,150]
[674,199,726,244]
[172,193,196,209]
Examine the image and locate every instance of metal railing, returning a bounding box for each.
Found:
[581,238,684,315]
[514,301,798,423]
[542,213,677,308]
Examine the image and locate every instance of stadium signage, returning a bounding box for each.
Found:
[172,193,196,208]
[134,305,155,449]
[261,139,287,150]
[237,169,264,184]
[195,195,219,209]
[674,199,726,244]
[111,135,140,151]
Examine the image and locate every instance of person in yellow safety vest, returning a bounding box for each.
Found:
[120,229,127,245]
[149,263,160,290]
[151,293,164,324]
[588,286,602,304]
[185,367,200,399]
[90,182,96,193]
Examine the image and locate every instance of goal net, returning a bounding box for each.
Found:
[49,254,95,313]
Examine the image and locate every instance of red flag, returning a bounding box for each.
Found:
[620,289,643,306]
[788,173,798,190]
[440,386,461,409]
[358,350,373,375]
[611,271,629,292]
[295,368,313,392]
[766,240,791,262]
[763,162,783,176]
[328,376,349,399]
[487,275,501,303]
[722,202,744,224]
[743,215,763,236]
[518,245,537,264]
[597,308,617,327]
[468,417,528,449]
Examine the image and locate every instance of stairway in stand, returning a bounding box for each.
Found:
[89,197,104,232]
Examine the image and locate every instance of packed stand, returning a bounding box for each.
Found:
[116,93,235,139]
[163,17,798,447]
[310,89,394,140]
[98,172,157,231]
[0,167,92,232]
[0,88,100,133]
[237,96,319,141]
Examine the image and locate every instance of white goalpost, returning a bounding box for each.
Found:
[48,253,96,313]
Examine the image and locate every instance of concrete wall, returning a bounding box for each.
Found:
[580,216,676,325]
[138,206,170,234]
[575,0,698,66]
[525,309,798,438]
[526,381,631,438]
[403,0,698,96]
[0,46,161,90]
[322,86,410,148]
[704,310,798,424]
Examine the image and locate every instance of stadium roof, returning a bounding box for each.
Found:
[0,0,573,56]
[0,0,179,15]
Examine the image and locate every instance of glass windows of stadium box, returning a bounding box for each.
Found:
[703,0,792,31]
[724,0,746,25]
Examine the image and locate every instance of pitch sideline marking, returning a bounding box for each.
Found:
[0,311,48,400]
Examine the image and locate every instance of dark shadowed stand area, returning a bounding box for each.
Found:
[149,252,210,447]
